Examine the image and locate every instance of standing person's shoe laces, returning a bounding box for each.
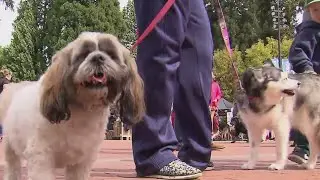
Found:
[141,160,202,179]
[288,147,309,164]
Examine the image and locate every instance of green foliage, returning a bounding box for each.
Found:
[213,48,244,101]
[121,0,136,49]
[205,0,303,51]
[3,1,42,81]
[45,0,126,60]
[244,40,273,68]
[0,46,4,66]
[244,37,293,69]
[214,37,293,101]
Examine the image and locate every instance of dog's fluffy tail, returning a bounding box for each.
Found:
[0,82,32,123]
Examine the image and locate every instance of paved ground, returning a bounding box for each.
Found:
[0,141,319,180]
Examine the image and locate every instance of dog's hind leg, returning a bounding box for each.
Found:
[302,133,319,170]
[3,140,21,180]
[241,128,263,170]
[268,119,290,170]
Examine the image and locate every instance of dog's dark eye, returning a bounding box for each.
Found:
[80,50,90,58]
[79,41,96,60]
[74,50,90,63]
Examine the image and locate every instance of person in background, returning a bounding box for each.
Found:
[0,69,11,93]
[210,74,225,150]
[288,0,320,165]
[0,69,12,140]
[107,105,119,131]
[230,102,248,143]
[132,0,214,179]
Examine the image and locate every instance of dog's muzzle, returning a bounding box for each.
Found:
[281,81,301,96]
[81,70,108,88]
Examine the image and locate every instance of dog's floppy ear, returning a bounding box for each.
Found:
[40,49,71,124]
[119,48,145,125]
[241,68,256,96]
[263,59,275,67]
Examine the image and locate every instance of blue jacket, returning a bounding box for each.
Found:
[289,21,320,73]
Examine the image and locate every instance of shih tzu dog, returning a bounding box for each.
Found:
[0,32,145,180]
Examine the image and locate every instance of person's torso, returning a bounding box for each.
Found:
[295,20,320,73]
[0,77,10,94]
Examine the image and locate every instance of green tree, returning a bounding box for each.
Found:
[213,48,244,101]
[244,37,293,69]
[0,46,5,66]
[213,37,293,101]
[3,0,42,81]
[121,0,137,49]
[206,0,273,51]
[44,0,126,59]
[205,0,303,51]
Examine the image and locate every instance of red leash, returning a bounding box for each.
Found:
[211,0,242,90]
[130,0,176,52]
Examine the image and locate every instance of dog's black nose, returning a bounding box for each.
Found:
[92,54,104,63]
[297,82,301,86]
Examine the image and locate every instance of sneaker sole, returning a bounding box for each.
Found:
[144,172,202,180]
[211,147,225,151]
[204,166,215,171]
[288,155,307,164]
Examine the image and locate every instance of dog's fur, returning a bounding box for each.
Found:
[0,32,145,180]
[0,81,33,121]
[230,116,248,140]
[236,65,306,170]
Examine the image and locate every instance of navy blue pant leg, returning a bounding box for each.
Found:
[174,116,183,144]
[132,0,189,176]
[173,0,214,170]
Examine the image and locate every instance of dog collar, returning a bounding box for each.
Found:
[247,96,277,113]
[247,96,257,101]
[263,105,276,113]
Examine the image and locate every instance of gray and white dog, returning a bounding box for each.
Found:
[237,64,320,170]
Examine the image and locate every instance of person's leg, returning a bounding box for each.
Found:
[173,0,213,171]
[174,116,183,148]
[211,110,220,138]
[132,0,201,178]
[211,112,225,150]
[288,130,309,164]
[0,125,2,139]
[231,128,240,143]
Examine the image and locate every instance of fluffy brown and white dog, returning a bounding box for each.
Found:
[0,32,145,180]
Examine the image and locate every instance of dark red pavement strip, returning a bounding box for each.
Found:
[0,141,319,180]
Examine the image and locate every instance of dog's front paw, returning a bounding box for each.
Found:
[268,163,284,170]
[241,163,255,170]
[301,163,316,170]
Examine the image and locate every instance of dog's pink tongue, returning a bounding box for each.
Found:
[92,73,106,83]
